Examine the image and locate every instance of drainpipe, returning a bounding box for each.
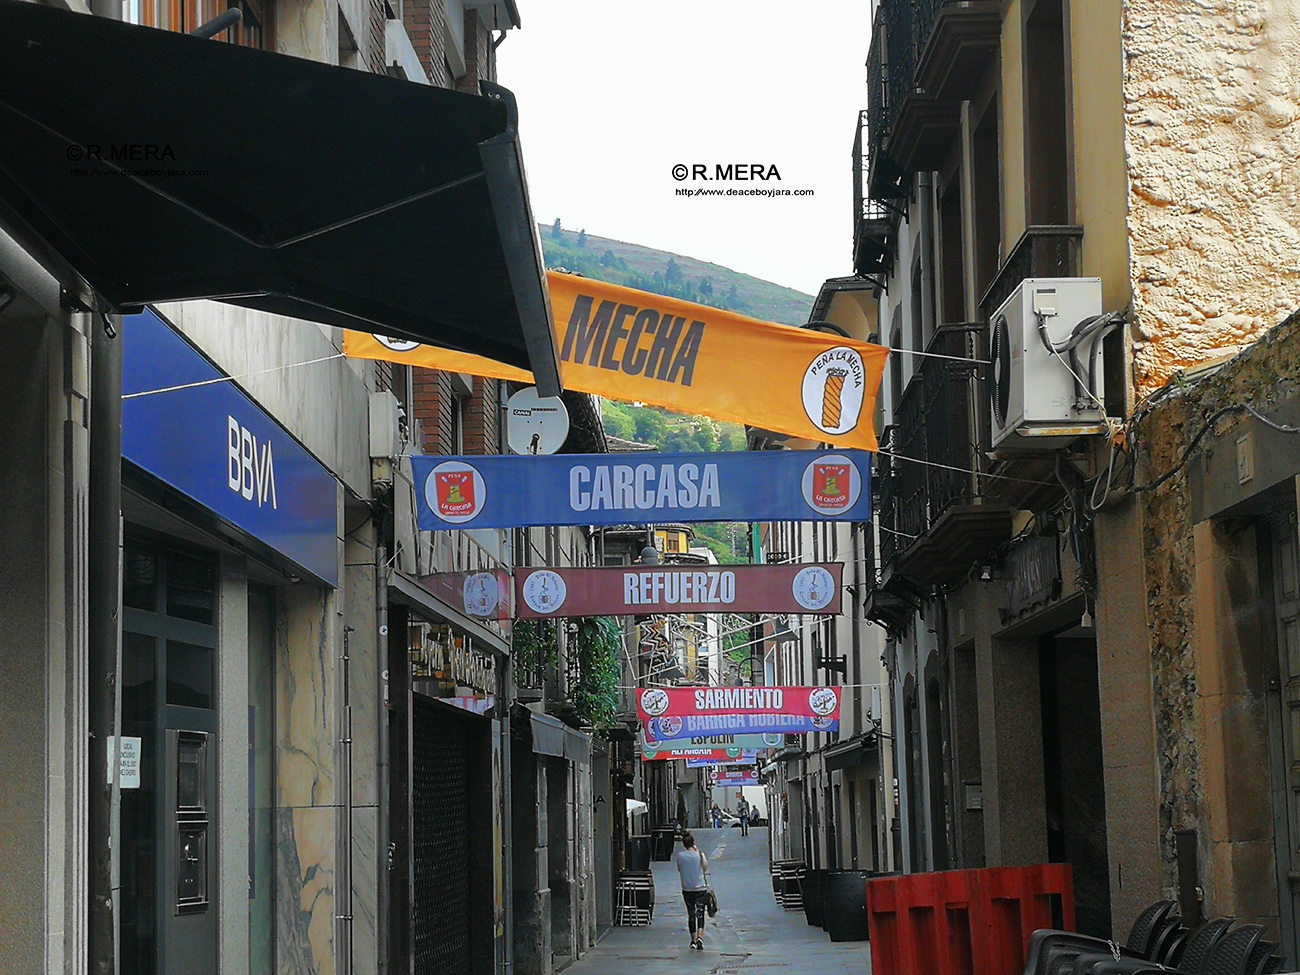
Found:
[87,3,123,973]
[89,308,123,975]
[376,548,390,975]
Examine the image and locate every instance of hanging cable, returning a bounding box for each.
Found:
[1129,404,1300,494]
[122,352,345,399]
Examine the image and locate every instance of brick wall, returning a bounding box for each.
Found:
[403,0,454,87]
[410,4,501,457]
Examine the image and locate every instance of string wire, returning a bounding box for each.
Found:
[121,352,346,399]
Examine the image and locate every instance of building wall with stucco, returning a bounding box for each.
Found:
[1123,0,1300,393]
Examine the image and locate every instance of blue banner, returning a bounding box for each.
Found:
[411,450,871,530]
[122,309,339,587]
[645,713,837,739]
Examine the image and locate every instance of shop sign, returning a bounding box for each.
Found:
[410,450,871,530]
[686,754,758,768]
[121,308,338,587]
[515,563,842,618]
[418,569,512,620]
[1002,534,1061,623]
[638,686,840,740]
[345,271,889,450]
[409,622,496,696]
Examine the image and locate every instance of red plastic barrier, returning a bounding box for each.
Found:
[866,864,1075,975]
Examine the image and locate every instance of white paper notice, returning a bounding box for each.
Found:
[107,736,142,789]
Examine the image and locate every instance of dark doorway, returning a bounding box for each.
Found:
[903,680,927,871]
[926,676,951,870]
[971,104,1002,298]
[1039,632,1111,937]
[120,541,220,975]
[1264,505,1300,962]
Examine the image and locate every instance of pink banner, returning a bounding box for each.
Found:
[637,686,840,739]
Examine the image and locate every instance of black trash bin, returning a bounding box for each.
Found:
[627,835,651,872]
[822,869,871,942]
[802,869,825,927]
[651,827,676,862]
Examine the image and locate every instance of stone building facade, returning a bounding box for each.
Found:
[854,0,1300,951]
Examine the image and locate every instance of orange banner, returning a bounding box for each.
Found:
[343,272,889,450]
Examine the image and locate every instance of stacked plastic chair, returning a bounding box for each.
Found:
[1023,899,1178,975]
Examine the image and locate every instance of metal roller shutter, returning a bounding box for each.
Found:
[412,697,472,975]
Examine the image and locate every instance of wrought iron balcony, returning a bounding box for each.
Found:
[979,225,1084,321]
[863,0,1002,179]
[853,109,897,277]
[874,325,1012,586]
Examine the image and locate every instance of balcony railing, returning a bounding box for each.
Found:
[979,225,1083,321]
[874,427,899,568]
[853,109,896,276]
[875,325,1011,584]
[862,0,1001,181]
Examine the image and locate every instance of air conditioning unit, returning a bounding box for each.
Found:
[987,277,1108,451]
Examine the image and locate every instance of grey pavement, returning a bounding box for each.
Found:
[569,828,872,975]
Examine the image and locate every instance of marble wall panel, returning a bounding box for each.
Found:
[278,806,336,975]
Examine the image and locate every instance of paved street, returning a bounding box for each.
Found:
[569,828,872,975]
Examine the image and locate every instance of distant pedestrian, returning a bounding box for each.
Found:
[737,796,750,836]
[672,831,710,950]
[711,802,722,828]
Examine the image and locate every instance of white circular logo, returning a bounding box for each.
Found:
[800,454,861,515]
[761,733,784,748]
[791,566,836,612]
[462,572,499,617]
[802,347,866,435]
[808,687,838,716]
[373,334,421,353]
[424,460,486,525]
[521,570,567,615]
[640,688,670,716]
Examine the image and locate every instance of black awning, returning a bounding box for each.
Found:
[0,1,560,395]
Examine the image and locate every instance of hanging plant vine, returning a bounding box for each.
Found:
[512,618,558,686]
[569,616,622,729]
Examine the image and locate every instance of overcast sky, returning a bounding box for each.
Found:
[497,1,873,298]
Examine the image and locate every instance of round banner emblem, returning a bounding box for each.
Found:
[791,565,836,612]
[522,570,567,615]
[462,572,500,617]
[424,460,485,525]
[800,454,861,515]
[801,346,866,436]
[808,687,839,716]
[640,688,670,716]
[373,334,421,353]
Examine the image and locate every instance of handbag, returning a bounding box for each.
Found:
[705,887,719,918]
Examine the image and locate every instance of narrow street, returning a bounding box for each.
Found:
[567,828,871,975]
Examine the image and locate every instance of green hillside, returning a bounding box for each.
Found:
[548,226,815,566]
[538,221,814,326]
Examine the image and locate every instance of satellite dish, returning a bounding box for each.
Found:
[507,387,570,455]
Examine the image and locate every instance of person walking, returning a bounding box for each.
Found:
[710,802,722,829]
[737,796,750,837]
[672,831,710,950]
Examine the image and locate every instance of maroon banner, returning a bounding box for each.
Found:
[514,563,842,618]
[416,569,512,620]
[638,685,841,739]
